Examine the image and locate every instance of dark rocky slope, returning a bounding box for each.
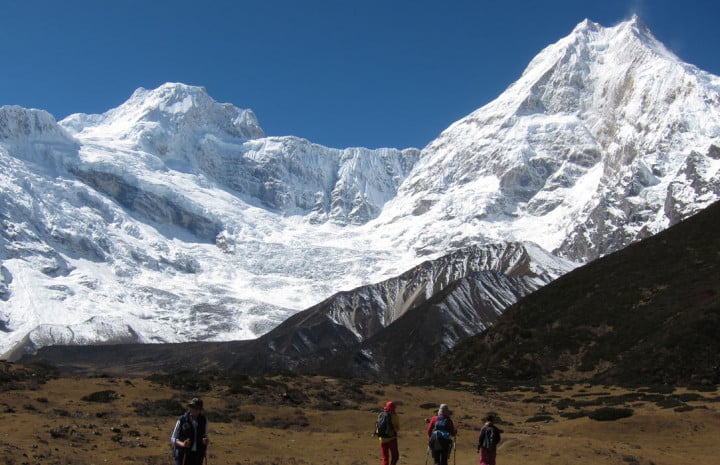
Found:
[420,201,720,388]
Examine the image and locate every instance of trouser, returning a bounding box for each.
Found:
[380,438,399,465]
[480,447,497,465]
[176,449,206,465]
[431,446,451,465]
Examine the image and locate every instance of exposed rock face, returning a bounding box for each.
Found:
[224,242,574,378]
[69,169,223,242]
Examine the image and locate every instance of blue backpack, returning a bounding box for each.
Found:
[429,416,452,451]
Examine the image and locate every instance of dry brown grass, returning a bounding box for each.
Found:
[1,367,718,465]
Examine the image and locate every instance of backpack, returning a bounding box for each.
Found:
[480,425,500,449]
[429,416,452,451]
[375,411,395,438]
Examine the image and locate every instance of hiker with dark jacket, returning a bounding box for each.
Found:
[427,404,457,465]
[477,413,502,465]
[171,397,209,465]
[377,401,401,465]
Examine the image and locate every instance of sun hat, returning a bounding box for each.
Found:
[187,397,204,409]
[438,403,452,416]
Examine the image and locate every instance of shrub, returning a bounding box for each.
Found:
[558,410,586,419]
[82,390,119,403]
[655,397,684,409]
[525,415,554,423]
[133,398,185,417]
[587,407,634,421]
[146,370,211,392]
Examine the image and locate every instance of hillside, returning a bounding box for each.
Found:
[423,201,720,388]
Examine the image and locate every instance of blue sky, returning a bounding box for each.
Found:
[1,0,719,149]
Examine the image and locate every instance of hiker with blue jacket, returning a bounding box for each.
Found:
[427,404,457,465]
[171,397,209,465]
[376,401,401,465]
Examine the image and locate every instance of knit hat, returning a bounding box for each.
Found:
[384,401,396,413]
[438,404,452,416]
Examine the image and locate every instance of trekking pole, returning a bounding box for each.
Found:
[424,445,429,465]
[453,439,457,465]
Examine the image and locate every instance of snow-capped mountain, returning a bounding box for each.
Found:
[0,91,421,359]
[2,16,719,360]
[371,16,720,261]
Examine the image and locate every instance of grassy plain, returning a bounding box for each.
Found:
[1,364,719,465]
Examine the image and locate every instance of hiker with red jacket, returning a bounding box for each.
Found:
[427,404,457,465]
[376,401,401,465]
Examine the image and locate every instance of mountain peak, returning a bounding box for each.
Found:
[571,18,602,34]
[566,15,669,58]
[128,82,213,116]
[381,15,720,261]
[626,13,651,36]
[62,82,264,143]
[612,15,678,61]
[124,82,264,139]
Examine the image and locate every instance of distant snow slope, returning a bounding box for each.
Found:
[1,16,719,359]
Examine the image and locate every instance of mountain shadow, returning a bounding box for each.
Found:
[416,201,720,388]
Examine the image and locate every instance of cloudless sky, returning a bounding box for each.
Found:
[1,0,719,149]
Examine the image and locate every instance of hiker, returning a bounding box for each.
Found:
[427,403,457,465]
[376,400,400,465]
[476,413,502,465]
[171,397,209,465]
